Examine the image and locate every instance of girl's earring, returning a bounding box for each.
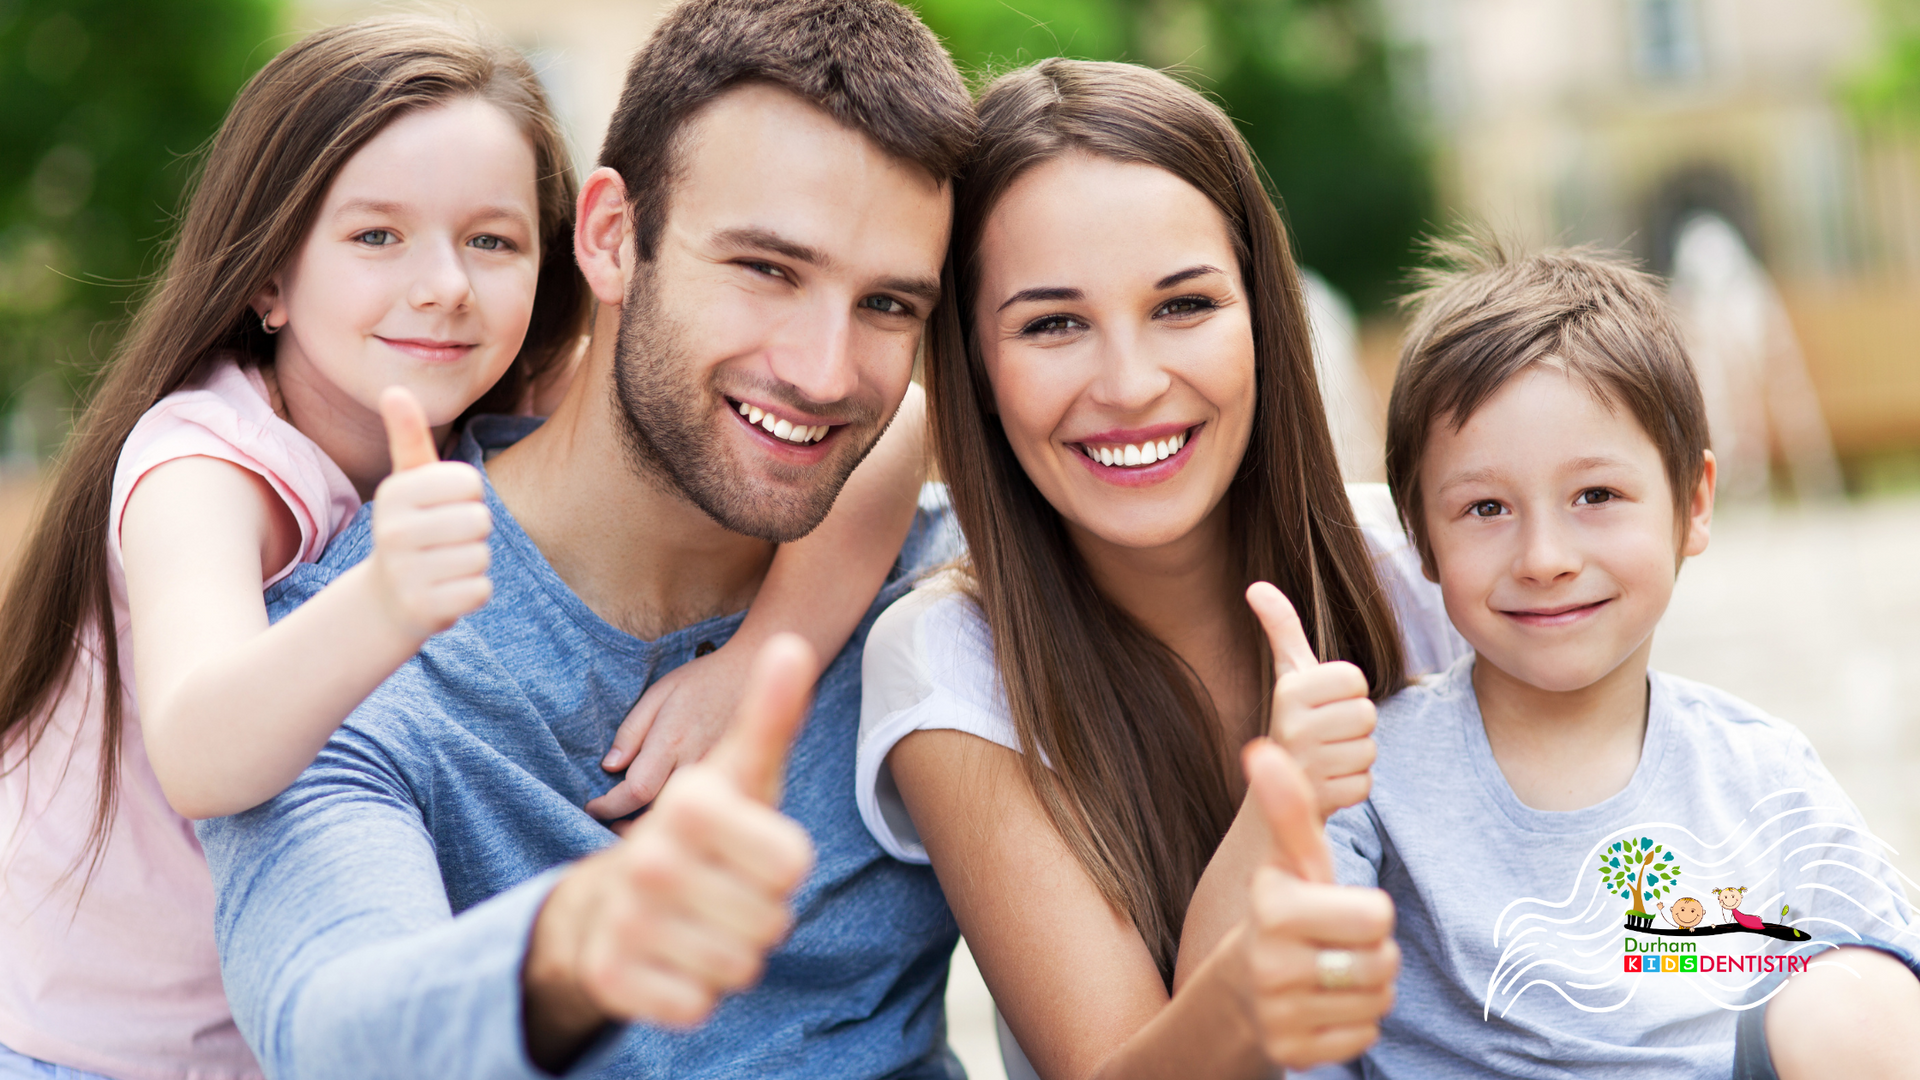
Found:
[261,312,280,335]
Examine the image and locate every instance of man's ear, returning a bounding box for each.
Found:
[576,167,636,307]
[1681,449,1716,559]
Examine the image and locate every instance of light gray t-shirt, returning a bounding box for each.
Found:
[1317,656,1919,1080]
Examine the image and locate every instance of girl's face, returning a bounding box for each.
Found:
[261,97,540,433]
[973,153,1257,557]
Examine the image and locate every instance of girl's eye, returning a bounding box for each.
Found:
[354,229,395,247]
[1469,500,1505,518]
[860,295,912,316]
[469,234,509,252]
[1020,313,1086,336]
[1576,488,1616,506]
[1156,295,1216,318]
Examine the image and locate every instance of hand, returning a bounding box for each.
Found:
[1247,582,1377,818]
[1242,739,1399,1069]
[522,635,819,1069]
[588,642,764,821]
[368,387,492,641]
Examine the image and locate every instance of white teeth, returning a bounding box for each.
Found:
[738,401,751,416]
[748,405,764,423]
[773,418,794,439]
[1083,431,1190,467]
[1155,439,1170,459]
[1099,447,1115,466]
[1122,444,1142,466]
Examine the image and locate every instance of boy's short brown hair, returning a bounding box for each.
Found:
[1384,233,1710,573]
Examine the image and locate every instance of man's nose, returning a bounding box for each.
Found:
[408,239,475,312]
[764,299,859,407]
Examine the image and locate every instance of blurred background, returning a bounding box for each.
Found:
[3,1,1918,1076]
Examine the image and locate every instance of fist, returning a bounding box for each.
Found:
[369,386,493,640]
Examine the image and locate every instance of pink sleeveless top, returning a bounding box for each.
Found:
[0,360,358,1079]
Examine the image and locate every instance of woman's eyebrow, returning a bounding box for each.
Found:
[997,285,1082,313]
[1155,264,1224,289]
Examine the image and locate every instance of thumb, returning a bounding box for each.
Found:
[1246,582,1319,677]
[1244,739,1335,885]
[380,386,440,474]
[707,633,817,805]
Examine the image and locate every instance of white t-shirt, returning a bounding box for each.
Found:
[855,482,1469,864]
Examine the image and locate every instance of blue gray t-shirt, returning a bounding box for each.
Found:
[1313,655,1918,1080]
[197,416,965,1080]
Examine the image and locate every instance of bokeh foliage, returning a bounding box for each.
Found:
[912,0,1432,311]
[0,0,279,443]
[1851,0,1920,121]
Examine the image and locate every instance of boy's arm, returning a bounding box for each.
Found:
[588,385,928,819]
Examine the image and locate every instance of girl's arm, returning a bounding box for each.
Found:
[888,729,1397,1080]
[124,390,492,819]
[587,385,928,821]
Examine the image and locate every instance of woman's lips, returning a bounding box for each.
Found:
[1501,598,1612,628]
[1070,424,1201,487]
[380,337,477,363]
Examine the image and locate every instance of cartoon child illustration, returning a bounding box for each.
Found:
[1658,896,1708,931]
[1715,886,1765,930]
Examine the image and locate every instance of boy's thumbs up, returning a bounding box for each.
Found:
[707,633,818,806]
[1246,582,1319,676]
[1245,739,1335,885]
[380,385,440,473]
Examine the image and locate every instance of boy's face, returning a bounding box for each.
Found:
[1419,365,1715,694]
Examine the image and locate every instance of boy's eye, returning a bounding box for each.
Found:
[860,295,911,317]
[354,229,395,247]
[1575,488,1616,506]
[1155,295,1215,318]
[1020,313,1086,336]
[1469,499,1505,518]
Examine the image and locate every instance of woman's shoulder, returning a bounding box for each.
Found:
[864,568,1000,713]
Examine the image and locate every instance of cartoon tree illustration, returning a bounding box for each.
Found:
[1597,837,1683,917]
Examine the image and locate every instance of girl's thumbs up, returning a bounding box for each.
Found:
[380,385,440,473]
[1244,739,1335,885]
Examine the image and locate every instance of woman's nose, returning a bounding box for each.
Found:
[1088,328,1172,411]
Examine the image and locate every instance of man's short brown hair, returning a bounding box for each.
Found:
[1384,234,1710,573]
[600,0,976,261]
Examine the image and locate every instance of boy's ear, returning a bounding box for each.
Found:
[1681,449,1717,559]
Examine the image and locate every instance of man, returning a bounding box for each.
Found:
[197,1,976,1075]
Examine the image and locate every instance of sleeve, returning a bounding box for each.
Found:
[857,583,1022,863]
[1768,729,1919,951]
[195,726,617,1080]
[1324,801,1385,890]
[1346,482,1471,678]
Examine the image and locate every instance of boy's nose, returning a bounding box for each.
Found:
[1513,513,1583,583]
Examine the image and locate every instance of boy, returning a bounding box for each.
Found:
[1315,238,1920,1078]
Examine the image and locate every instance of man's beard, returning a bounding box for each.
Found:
[611,269,888,543]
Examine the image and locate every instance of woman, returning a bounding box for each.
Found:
[855,60,1462,1077]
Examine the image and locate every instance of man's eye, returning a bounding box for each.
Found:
[1469,500,1504,518]
[355,229,395,246]
[1576,488,1616,505]
[1020,314,1085,335]
[745,261,786,279]
[861,295,910,316]
[469,234,508,252]
[1156,295,1215,318]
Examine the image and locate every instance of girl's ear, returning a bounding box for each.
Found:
[251,277,285,331]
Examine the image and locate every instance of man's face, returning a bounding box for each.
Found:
[612,83,951,542]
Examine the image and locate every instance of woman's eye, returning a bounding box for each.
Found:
[469,234,508,252]
[1020,313,1085,336]
[860,295,910,316]
[1156,295,1215,318]
[1575,488,1616,506]
[354,229,395,247]
[1469,500,1504,518]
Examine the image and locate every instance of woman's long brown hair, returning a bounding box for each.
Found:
[0,16,587,878]
[924,59,1407,985]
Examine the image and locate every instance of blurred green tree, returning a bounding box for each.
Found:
[0,0,279,450]
[1852,0,1920,121]
[912,0,1431,311]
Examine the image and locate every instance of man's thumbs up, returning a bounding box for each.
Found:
[367,385,492,643]
[707,634,817,806]
[1246,582,1377,819]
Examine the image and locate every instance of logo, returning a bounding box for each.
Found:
[1598,837,1809,941]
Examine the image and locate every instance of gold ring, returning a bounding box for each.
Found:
[1316,948,1357,990]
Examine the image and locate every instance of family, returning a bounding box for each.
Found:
[2,2,1919,1079]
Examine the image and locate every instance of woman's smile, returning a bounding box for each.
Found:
[1070,422,1201,485]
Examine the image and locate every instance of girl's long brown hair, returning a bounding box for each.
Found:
[0,16,587,876]
[924,59,1407,985]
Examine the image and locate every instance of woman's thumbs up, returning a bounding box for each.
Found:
[1247,582,1378,818]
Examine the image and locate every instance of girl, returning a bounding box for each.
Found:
[856,60,1454,1077]
[0,15,921,1079]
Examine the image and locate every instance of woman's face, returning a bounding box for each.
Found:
[974,153,1257,555]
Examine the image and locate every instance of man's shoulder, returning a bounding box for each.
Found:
[891,482,964,584]
[264,503,375,617]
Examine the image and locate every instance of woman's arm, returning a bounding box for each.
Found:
[588,385,928,819]
[890,729,1396,1080]
[126,390,492,819]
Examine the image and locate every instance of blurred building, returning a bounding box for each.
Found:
[1384,0,1920,482]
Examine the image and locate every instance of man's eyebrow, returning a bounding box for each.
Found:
[996,286,1083,313]
[711,226,830,268]
[875,275,942,306]
[1155,264,1225,290]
